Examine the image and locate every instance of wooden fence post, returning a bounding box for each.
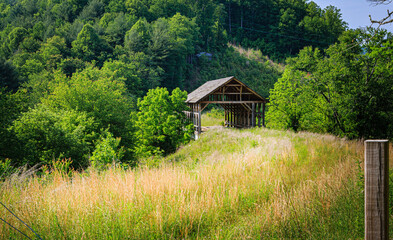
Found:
[365,140,389,240]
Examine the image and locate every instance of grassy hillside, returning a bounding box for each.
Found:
[188,44,283,98]
[3,127,391,239]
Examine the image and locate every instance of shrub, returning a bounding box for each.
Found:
[0,159,15,180]
[11,104,97,168]
[90,130,124,170]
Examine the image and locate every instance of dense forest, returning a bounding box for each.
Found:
[1,0,390,171]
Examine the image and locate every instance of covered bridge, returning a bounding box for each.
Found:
[185,76,268,134]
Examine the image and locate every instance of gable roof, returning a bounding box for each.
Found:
[186,76,233,103]
[186,76,266,103]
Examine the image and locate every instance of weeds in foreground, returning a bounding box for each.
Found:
[1,128,390,239]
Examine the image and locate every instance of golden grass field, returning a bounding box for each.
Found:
[1,127,392,239]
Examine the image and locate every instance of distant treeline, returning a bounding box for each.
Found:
[0,0,346,92]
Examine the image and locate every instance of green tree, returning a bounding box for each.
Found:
[90,130,124,170]
[268,28,393,139]
[37,36,67,71]
[104,13,136,46]
[71,23,112,65]
[7,27,28,52]
[123,52,163,93]
[312,28,393,138]
[148,0,191,20]
[58,57,86,77]
[101,59,143,97]
[266,68,314,132]
[11,104,97,168]
[0,88,28,164]
[0,59,20,91]
[125,0,149,19]
[77,0,105,22]
[43,66,133,136]
[124,18,150,53]
[42,66,136,162]
[149,14,199,89]
[135,87,193,158]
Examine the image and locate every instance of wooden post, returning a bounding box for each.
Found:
[251,103,255,127]
[225,109,227,127]
[197,104,202,134]
[257,103,261,127]
[247,111,250,127]
[228,105,231,127]
[365,140,389,240]
[234,105,237,127]
[262,103,266,127]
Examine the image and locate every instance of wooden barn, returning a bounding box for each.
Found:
[185,76,268,134]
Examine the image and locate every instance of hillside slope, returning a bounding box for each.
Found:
[2,127,385,239]
[188,44,283,98]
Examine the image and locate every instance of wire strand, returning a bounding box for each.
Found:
[0,202,43,240]
[0,217,32,240]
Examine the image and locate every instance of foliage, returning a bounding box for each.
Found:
[11,104,97,168]
[266,69,312,132]
[202,107,225,126]
[0,158,15,180]
[0,0,346,98]
[267,28,393,139]
[43,66,136,163]
[135,87,193,157]
[42,66,133,138]
[0,88,28,163]
[90,130,124,170]
[50,158,74,177]
[0,58,21,90]
[222,0,347,60]
[71,23,112,66]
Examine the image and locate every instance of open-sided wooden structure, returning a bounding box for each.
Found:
[185,76,268,134]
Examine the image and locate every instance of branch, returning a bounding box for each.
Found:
[369,9,393,26]
[368,0,393,5]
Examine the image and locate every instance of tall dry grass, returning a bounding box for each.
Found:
[0,128,372,239]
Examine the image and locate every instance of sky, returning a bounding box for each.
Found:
[310,0,393,32]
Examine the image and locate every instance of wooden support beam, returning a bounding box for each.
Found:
[197,104,202,134]
[211,92,253,95]
[257,103,261,127]
[240,85,243,101]
[262,103,266,127]
[233,105,236,127]
[200,103,209,112]
[231,105,234,127]
[225,110,228,127]
[252,103,255,127]
[242,103,252,111]
[200,101,265,104]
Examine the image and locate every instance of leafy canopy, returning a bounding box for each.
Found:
[135,87,193,158]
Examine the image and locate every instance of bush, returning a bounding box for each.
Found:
[0,159,15,180]
[90,130,124,170]
[11,105,97,168]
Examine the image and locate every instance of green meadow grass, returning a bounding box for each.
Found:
[1,127,392,239]
[201,108,225,127]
